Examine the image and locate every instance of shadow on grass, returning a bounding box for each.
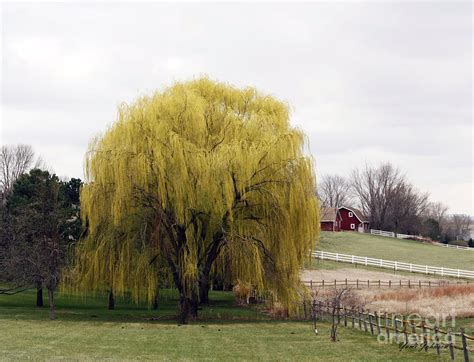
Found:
[0,288,280,325]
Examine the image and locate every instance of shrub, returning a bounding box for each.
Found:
[449,239,468,247]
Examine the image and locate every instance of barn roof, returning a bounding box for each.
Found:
[340,206,369,223]
[320,207,337,222]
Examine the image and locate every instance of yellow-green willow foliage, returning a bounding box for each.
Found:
[73,78,320,322]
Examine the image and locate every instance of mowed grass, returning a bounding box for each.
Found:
[0,289,441,361]
[317,232,474,270]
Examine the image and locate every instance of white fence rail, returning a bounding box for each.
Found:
[370,229,396,238]
[432,242,474,251]
[312,250,474,279]
[395,233,413,239]
[370,229,414,239]
[371,229,474,250]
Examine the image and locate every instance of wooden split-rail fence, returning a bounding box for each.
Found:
[302,279,472,289]
[302,300,473,361]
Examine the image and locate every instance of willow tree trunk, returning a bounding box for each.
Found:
[198,233,223,305]
[47,288,56,320]
[36,286,44,307]
[198,273,210,304]
[178,294,192,324]
[152,287,159,310]
[168,256,193,324]
[108,290,115,310]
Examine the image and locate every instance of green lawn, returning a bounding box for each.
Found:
[0,289,446,360]
[317,232,474,270]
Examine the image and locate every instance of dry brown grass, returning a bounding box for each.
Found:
[302,267,474,320]
[374,284,474,302]
[355,284,474,319]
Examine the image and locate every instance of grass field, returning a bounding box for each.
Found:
[316,232,474,270]
[0,289,444,361]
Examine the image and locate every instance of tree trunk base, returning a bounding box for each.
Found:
[36,288,44,307]
[47,288,56,320]
[108,290,115,310]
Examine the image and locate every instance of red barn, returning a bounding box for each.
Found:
[320,206,369,232]
[338,206,370,232]
[320,207,341,232]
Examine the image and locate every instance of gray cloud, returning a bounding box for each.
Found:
[1,2,472,213]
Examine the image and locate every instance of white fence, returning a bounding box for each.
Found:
[371,229,474,250]
[395,233,414,239]
[432,242,474,251]
[312,250,474,279]
[370,229,414,239]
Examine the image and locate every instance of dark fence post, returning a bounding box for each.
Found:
[434,324,441,356]
[374,311,381,335]
[448,330,455,360]
[403,317,409,346]
[363,310,368,332]
[410,320,417,346]
[461,328,469,362]
[393,316,398,342]
[422,319,428,352]
[368,312,374,335]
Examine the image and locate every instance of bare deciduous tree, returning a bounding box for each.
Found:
[389,182,429,234]
[449,214,472,241]
[313,287,362,342]
[0,144,40,200]
[426,202,449,226]
[351,163,405,230]
[351,162,429,234]
[318,174,351,208]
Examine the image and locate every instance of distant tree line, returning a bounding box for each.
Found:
[318,162,472,246]
[0,144,82,319]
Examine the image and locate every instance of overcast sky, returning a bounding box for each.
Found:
[1,2,472,214]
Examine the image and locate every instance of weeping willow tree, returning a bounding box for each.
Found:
[72,78,320,323]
